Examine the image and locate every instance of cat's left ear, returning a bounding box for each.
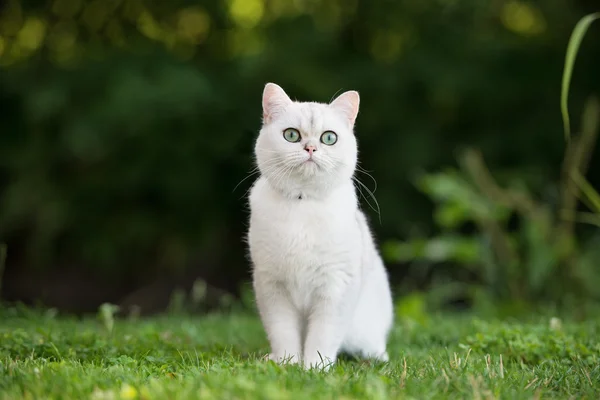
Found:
[330,90,360,127]
[262,83,293,124]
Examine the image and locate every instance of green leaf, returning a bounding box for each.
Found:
[561,13,600,142]
[571,171,600,213]
[561,211,600,227]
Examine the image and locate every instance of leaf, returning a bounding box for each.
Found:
[561,13,600,142]
[417,171,499,222]
[571,171,600,213]
[564,211,600,228]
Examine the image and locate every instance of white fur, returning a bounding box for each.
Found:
[248,83,393,370]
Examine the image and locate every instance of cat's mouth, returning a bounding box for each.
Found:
[299,158,322,174]
[302,157,319,166]
[291,154,322,173]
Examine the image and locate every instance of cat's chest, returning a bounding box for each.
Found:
[249,180,361,273]
[253,196,353,255]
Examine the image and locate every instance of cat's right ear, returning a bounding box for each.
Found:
[262,83,292,124]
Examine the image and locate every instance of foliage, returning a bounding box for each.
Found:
[383,148,600,311]
[1,306,600,399]
[561,12,600,141]
[463,317,600,366]
[383,13,600,311]
[560,12,600,223]
[1,0,600,309]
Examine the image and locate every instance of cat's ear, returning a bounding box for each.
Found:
[262,83,292,124]
[330,90,360,127]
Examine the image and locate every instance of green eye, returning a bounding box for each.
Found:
[283,128,301,143]
[320,131,338,145]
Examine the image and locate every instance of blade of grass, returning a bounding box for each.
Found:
[561,13,600,142]
[560,97,600,233]
[561,211,600,228]
[571,171,600,213]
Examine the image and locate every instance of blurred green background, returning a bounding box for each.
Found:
[1,0,599,316]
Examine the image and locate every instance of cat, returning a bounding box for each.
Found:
[247,83,393,370]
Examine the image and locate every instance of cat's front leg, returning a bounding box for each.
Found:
[255,285,303,365]
[302,298,352,370]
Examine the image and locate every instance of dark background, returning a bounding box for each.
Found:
[1,0,599,315]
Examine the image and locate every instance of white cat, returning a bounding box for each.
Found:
[248,83,393,370]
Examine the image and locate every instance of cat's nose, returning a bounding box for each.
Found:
[304,145,317,155]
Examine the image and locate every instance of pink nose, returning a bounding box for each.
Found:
[305,145,317,155]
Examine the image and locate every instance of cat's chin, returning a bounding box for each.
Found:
[298,160,320,176]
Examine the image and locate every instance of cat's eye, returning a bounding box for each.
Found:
[283,128,301,143]
[320,131,338,145]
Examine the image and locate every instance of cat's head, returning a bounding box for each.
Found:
[255,83,360,198]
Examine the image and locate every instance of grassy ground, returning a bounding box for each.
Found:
[1,306,599,399]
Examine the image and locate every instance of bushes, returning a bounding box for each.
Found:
[383,13,600,312]
[0,1,599,310]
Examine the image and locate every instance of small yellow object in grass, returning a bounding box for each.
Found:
[120,384,138,400]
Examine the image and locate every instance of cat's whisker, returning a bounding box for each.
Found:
[352,177,381,224]
[313,156,337,171]
[233,158,283,194]
[281,164,296,193]
[260,162,287,183]
[264,159,290,187]
[355,161,373,172]
[233,170,260,193]
[268,166,285,189]
[241,165,284,200]
[353,178,367,205]
[272,164,295,194]
[354,180,372,211]
[355,168,378,194]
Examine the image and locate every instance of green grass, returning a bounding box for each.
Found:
[1,307,599,399]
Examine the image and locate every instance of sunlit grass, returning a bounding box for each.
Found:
[1,307,599,399]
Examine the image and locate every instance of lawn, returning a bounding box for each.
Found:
[1,306,599,399]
